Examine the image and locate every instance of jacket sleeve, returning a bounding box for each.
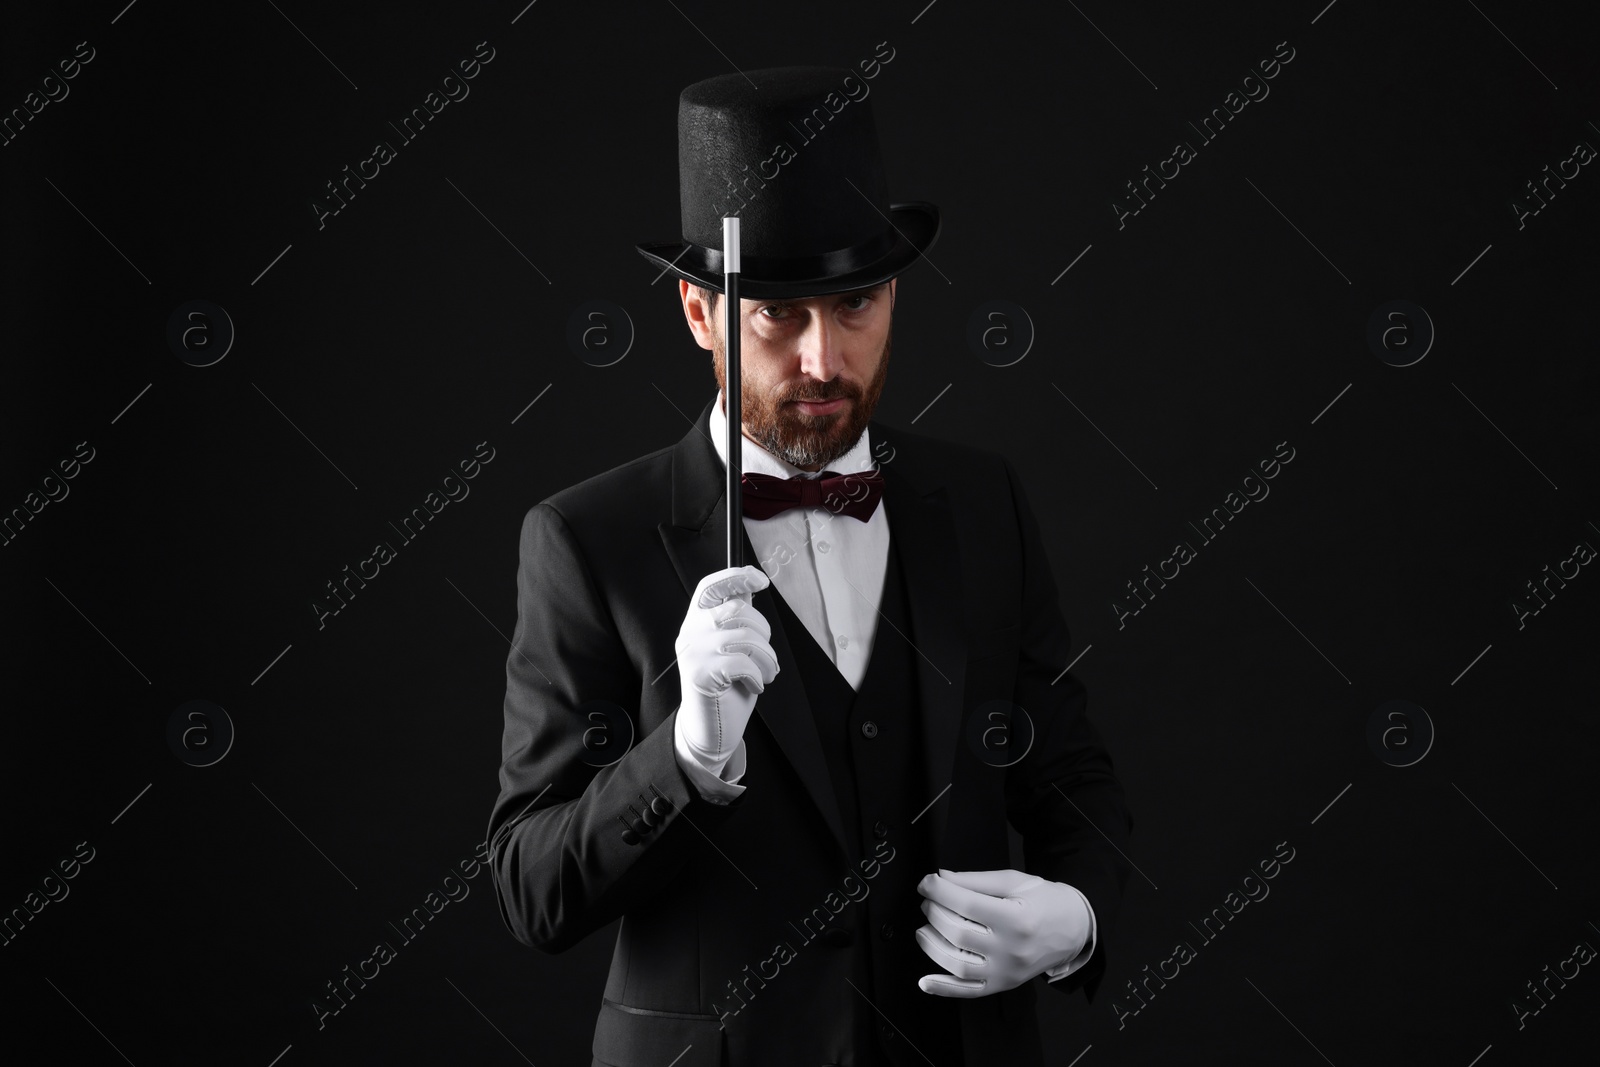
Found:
[487,502,746,954]
[998,456,1135,1005]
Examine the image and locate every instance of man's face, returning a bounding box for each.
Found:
[681,278,896,471]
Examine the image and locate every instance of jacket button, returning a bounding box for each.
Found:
[860,720,879,739]
[880,1022,896,1041]
[822,926,852,948]
[640,805,660,828]
[873,820,889,839]
[880,922,894,940]
[621,829,640,846]
[650,796,672,817]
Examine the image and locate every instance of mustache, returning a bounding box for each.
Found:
[782,382,856,403]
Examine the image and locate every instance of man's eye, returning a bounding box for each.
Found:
[760,304,790,319]
[844,295,871,311]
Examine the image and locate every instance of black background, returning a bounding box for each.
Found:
[3,1,1596,1064]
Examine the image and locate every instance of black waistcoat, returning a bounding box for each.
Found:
[765,533,967,1067]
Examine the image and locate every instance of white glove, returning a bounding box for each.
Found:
[915,868,1093,997]
[673,565,781,779]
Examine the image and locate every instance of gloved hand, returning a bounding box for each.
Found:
[915,868,1092,997]
[673,565,781,779]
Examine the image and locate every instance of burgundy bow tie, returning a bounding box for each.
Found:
[740,468,885,522]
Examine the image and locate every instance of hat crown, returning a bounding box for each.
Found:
[677,66,891,258]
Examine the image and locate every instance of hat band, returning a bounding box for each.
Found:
[695,227,898,283]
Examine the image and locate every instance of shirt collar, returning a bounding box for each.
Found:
[708,387,874,480]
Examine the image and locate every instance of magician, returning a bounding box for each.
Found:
[488,65,1135,1067]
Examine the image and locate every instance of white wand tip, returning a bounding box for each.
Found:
[722,216,740,274]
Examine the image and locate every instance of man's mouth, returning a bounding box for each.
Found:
[790,397,847,415]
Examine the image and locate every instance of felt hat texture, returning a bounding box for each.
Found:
[636,66,940,298]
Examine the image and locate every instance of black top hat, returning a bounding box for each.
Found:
[636,66,940,299]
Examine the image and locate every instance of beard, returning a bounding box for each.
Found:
[711,319,892,470]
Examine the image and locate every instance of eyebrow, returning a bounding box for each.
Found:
[751,284,888,306]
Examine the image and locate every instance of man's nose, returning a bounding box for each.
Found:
[797,316,844,382]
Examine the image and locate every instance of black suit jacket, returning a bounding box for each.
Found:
[488,395,1134,1067]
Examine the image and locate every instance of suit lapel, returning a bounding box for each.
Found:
[658,396,969,861]
[878,464,968,856]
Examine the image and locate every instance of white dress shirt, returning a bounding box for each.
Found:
[673,388,1096,983]
[710,386,891,690]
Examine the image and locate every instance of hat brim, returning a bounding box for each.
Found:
[635,202,940,299]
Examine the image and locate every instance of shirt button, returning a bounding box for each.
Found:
[880,1023,896,1042]
[880,922,895,940]
[836,634,848,648]
[860,720,879,739]
[817,540,830,553]
[873,820,889,839]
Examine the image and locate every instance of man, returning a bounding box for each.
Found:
[488,66,1134,1067]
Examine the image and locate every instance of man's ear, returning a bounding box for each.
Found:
[889,277,897,312]
[680,278,718,352]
